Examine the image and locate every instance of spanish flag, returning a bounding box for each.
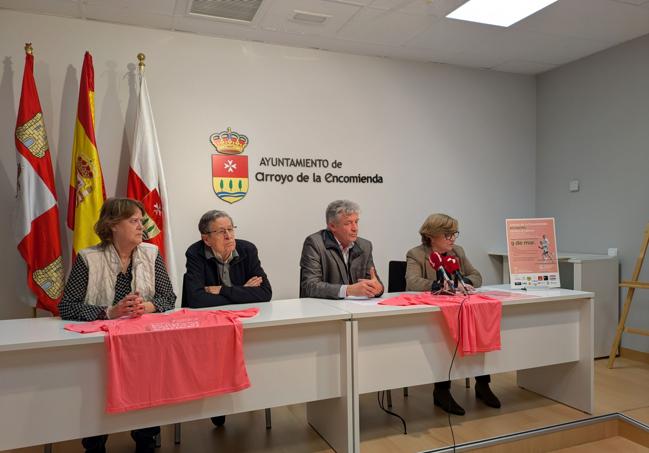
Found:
[67,51,105,255]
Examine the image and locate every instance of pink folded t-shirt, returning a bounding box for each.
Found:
[65,307,259,413]
[379,293,501,356]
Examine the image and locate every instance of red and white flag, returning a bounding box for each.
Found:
[127,69,178,294]
[14,46,64,315]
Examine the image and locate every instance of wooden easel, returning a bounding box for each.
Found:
[608,223,649,368]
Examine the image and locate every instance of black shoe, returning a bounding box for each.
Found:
[82,434,108,453]
[433,388,465,416]
[475,382,501,408]
[211,415,226,427]
[131,431,156,453]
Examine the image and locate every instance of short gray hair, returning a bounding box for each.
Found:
[198,210,233,234]
[326,200,360,225]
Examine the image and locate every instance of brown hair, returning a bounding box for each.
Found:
[419,213,459,246]
[94,198,145,246]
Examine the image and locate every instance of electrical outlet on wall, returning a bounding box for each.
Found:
[569,180,580,192]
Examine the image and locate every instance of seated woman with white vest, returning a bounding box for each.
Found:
[59,197,176,453]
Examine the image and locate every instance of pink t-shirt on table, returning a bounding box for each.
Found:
[65,307,258,413]
[379,293,501,356]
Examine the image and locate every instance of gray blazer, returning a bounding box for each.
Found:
[299,229,383,299]
[405,244,482,292]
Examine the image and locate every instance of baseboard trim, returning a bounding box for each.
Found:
[620,347,649,364]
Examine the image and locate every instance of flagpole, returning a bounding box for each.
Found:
[26,41,36,322]
[137,53,145,73]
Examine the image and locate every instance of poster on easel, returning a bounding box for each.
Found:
[505,218,560,289]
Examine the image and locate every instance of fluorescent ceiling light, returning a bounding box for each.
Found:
[446,0,559,27]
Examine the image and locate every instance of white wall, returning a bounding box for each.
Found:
[537,33,649,352]
[0,10,536,319]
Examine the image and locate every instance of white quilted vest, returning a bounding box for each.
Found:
[79,243,158,306]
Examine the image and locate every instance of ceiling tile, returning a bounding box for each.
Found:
[609,0,649,5]
[406,17,617,67]
[86,0,176,16]
[494,30,616,66]
[492,60,558,74]
[426,50,506,70]
[368,0,467,16]
[336,6,437,45]
[513,0,649,43]
[259,0,361,35]
[0,0,80,17]
[173,0,191,15]
[84,4,174,29]
[331,0,373,5]
[405,17,509,55]
[399,0,467,16]
[310,33,439,60]
[369,0,416,10]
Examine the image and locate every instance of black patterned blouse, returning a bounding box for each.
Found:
[59,252,176,321]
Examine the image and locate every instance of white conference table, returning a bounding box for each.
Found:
[0,287,593,453]
[489,250,618,358]
[0,299,356,453]
[315,285,594,453]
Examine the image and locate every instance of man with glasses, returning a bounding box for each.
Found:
[182,210,271,427]
[405,213,499,417]
[300,200,383,299]
[183,210,272,309]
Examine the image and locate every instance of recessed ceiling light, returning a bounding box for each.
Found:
[446,0,559,27]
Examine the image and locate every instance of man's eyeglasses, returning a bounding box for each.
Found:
[444,231,460,240]
[206,226,237,237]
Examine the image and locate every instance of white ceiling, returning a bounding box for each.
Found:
[2,0,649,74]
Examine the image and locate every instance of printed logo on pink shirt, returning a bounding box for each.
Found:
[148,318,200,331]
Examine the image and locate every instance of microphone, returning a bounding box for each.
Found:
[442,255,460,277]
[428,251,442,271]
[429,252,454,291]
[442,255,469,295]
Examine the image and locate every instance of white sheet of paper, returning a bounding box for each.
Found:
[345,297,381,306]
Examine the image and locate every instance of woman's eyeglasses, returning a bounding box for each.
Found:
[444,231,460,240]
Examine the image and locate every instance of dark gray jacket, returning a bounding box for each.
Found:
[299,229,383,299]
[182,239,272,308]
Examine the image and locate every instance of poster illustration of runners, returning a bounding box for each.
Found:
[505,218,560,289]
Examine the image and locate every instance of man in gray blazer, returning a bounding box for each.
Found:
[300,200,383,299]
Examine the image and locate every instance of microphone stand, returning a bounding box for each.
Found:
[454,273,470,296]
[433,267,456,296]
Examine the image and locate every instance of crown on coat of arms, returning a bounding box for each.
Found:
[210,127,248,155]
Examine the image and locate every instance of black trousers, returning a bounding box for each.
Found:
[81,426,160,451]
[435,374,490,390]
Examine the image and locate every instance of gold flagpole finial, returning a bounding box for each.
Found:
[25,43,33,55]
[137,53,145,73]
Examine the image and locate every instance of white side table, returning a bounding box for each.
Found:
[489,251,618,358]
